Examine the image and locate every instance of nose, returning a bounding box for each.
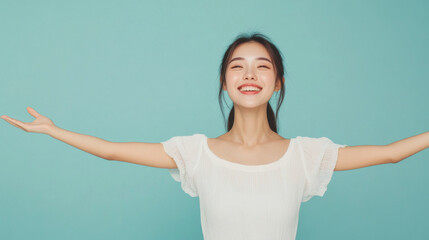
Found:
[243,69,256,80]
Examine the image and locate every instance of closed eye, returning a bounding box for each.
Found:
[231,65,270,69]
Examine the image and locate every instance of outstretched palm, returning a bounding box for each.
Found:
[1,107,55,134]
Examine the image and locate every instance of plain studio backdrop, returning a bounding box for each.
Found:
[0,0,428,239]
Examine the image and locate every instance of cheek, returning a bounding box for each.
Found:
[260,73,277,85]
[226,71,240,79]
[262,70,276,78]
[225,72,241,85]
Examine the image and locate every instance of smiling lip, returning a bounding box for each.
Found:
[238,83,262,95]
[237,83,263,90]
[239,90,260,95]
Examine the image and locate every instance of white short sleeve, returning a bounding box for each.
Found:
[298,136,348,202]
[161,134,202,197]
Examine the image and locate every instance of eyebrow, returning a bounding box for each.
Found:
[228,57,272,64]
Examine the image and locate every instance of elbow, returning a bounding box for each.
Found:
[390,154,402,164]
[103,142,115,161]
[103,153,114,161]
[386,144,400,164]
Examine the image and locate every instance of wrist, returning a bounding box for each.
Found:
[46,124,59,136]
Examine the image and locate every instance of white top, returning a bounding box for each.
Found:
[161,133,347,240]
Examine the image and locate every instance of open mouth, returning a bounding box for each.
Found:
[238,86,262,94]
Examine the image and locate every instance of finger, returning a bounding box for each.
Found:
[27,107,41,118]
[2,117,28,132]
[2,116,25,126]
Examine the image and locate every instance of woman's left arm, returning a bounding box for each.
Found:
[335,131,429,171]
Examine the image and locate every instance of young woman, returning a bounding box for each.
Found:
[2,33,428,240]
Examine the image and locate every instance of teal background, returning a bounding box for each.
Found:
[1,0,428,239]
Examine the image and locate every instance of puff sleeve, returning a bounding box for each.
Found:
[298,136,348,202]
[161,134,202,197]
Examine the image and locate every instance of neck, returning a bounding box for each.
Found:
[225,103,278,147]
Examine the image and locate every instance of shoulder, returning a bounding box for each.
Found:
[295,136,346,157]
[161,133,206,160]
[168,133,205,141]
[162,133,205,150]
[172,133,206,148]
[294,136,338,154]
[295,136,334,145]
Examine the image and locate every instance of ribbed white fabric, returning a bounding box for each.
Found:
[161,133,347,240]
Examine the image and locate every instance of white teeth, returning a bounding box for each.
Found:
[239,86,262,91]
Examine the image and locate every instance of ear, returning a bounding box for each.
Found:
[221,77,227,91]
[275,77,285,91]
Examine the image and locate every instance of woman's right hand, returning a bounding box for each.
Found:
[1,107,56,134]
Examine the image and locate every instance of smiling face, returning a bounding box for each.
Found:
[223,41,281,109]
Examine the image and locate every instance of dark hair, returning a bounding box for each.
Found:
[218,32,286,133]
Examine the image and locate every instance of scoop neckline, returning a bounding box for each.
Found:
[202,134,294,171]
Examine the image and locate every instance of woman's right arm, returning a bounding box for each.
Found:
[1,107,177,169]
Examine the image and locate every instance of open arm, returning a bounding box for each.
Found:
[47,125,177,168]
[1,107,177,169]
[335,131,429,171]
